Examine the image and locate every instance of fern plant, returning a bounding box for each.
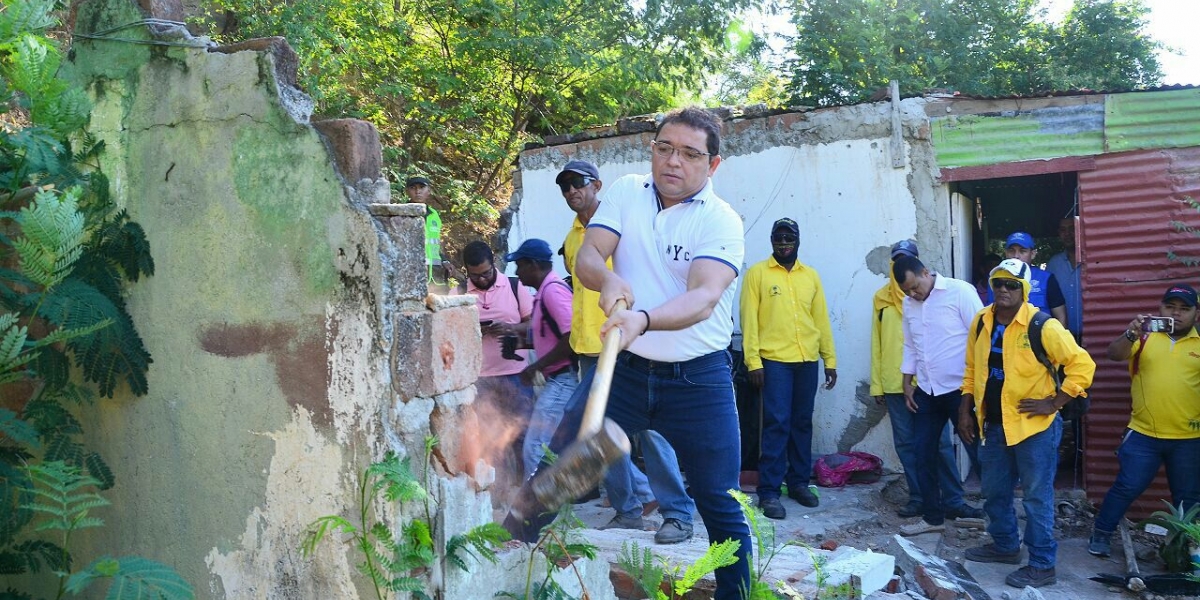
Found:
[616,538,741,600]
[302,440,508,599]
[496,501,599,600]
[9,461,192,600]
[1,0,165,596]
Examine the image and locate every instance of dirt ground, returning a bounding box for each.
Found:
[565,471,1199,600]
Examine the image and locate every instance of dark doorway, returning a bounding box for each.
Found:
[951,171,1085,489]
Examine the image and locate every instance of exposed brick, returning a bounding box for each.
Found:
[313,119,383,184]
[430,398,480,476]
[392,306,481,400]
[914,565,961,600]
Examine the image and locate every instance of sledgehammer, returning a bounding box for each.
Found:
[502,301,632,542]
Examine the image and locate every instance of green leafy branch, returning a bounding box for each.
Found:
[16,461,192,600]
[302,440,508,599]
[1167,196,1200,268]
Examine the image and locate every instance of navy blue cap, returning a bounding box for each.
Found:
[505,239,553,262]
[891,239,919,259]
[1163,284,1198,308]
[772,218,799,235]
[555,160,600,184]
[1005,232,1035,249]
[405,176,431,187]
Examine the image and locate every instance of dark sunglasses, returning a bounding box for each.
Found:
[771,234,798,244]
[991,279,1023,291]
[558,176,594,194]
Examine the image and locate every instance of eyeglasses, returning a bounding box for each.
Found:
[991,279,1023,291]
[558,176,594,194]
[650,140,711,163]
[771,234,798,244]
[466,265,494,282]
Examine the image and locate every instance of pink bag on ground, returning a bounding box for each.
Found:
[813,452,883,488]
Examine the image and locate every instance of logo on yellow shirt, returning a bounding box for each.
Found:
[770,285,781,296]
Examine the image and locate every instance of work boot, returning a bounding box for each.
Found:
[946,504,984,519]
[598,514,645,531]
[964,543,1022,564]
[788,486,820,508]
[1005,565,1056,588]
[759,497,786,520]
[654,518,694,544]
[896,502,921,518]
[1088,529,1113,557]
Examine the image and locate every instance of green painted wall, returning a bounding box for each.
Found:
[1106,88,1200,153]
[931,104,1105,168]
[56,16,386,599]
[931,89,1200,169]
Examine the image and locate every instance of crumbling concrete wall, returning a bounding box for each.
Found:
[511,100,951,471]
[47,1,610,597]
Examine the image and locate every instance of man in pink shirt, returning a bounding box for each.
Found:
[507,238,579,477]
[461,241,535,482]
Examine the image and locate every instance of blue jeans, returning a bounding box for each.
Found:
[523,370,580,478]
[980,416,1062,570]
[1094,430,1200,534]
[912,388,966,524]
[606,350,751,600]
[605,430,696,524]
[564,357,694,524]
[885,393,966,511]
[757,359,818,497]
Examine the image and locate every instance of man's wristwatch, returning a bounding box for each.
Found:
[1124,329,1138,342]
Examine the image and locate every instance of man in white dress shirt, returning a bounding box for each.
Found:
[894,254,984,535]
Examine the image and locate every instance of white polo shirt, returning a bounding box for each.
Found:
[900,273,983,396]
[588,173,744,363]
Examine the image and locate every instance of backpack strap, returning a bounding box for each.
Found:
[509,276,520,305]
[1027,311,1060,391]
[539,280,573,340]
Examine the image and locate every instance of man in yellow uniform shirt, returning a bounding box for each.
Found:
[741,218,836,520]
[1088,284,1200,558]
[957,259,1094,589]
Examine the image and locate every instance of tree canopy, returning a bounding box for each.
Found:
[787,0,1163,107]
[203,0,759,247]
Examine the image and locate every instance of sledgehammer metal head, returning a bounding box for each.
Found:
[530,418,629,510]
[502,300,633,541]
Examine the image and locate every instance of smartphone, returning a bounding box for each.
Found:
[1143,316,1175,334]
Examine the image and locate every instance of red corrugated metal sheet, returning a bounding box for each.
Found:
[1079,146,1200,519]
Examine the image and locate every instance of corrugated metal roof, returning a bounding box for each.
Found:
[1078,146,1200,519]
[931,104,1104,168]
[944,83,1198,102]
[1106,88,1200,153]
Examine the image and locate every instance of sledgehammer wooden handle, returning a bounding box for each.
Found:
[578,299,626,439]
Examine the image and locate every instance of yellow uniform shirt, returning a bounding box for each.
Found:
[1128,328,1200,439]
[740,256,837,372]
[563,217,608,355]
[871,294,905,396]
[962,303,1095,445]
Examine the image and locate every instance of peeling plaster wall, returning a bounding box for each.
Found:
[47,4,549,597]
[511,100,950,469]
